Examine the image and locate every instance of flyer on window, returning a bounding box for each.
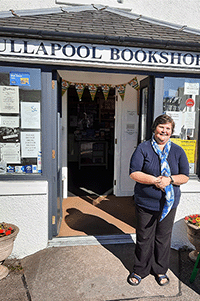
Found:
[21,131,41,158]
[0,86,19,113]
[0,116,20,142]
[0,143,21,164]
[21,102,41,129]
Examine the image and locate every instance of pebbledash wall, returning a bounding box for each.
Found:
[0,182,48,258]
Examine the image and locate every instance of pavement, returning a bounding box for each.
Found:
[1,243,200,301]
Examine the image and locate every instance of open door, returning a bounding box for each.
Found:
[52,71,63,236]
[114,83,139,196]
[138,76,154,143]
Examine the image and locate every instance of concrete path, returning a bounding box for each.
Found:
[1,244,200,301]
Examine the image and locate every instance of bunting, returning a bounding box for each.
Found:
[128,77,139,90]
[88,83,98,101]
[61,77,140,101]
[101,84,111,101]
[75,83,86,100]
[116,84,126,101]
[62,80,71,96]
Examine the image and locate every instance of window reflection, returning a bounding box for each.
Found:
[163,77,200,174]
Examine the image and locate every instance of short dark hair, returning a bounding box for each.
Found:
[152,114,175,134]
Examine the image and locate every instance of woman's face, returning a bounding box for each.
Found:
[154,122,172,145]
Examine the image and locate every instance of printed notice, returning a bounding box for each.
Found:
[184,82,199,95]
[183,112,196,129]
[180,140,196,163]
[0,86,19,113]
[171,138,182,146]
[166,111,182,136]
[172,139,196,163]
[0,116,20,143]
[21,102,40,129]
[21,132,41,158]
[0,116,19,128]
[0,143,20,164]
[126,110,137,138]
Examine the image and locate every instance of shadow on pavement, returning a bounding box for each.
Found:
[65,208,135,273]
[170,247,200,296]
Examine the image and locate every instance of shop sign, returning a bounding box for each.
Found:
[1,38,200,69]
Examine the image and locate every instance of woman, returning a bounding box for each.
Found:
[128,114,189,286]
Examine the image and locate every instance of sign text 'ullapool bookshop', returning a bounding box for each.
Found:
[1,38,200,69]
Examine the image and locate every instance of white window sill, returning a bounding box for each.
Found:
[181,179,200,193]
[0,181,48,195]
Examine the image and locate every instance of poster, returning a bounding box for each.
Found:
[0,86,19,113]
[172,139,196,163]
[0,116,20,142]
[171,138,182,146]
[126,110,137,138]
[183,112,196,129]
[10,72,30,87]
[184,82,199,95]
[165,111,182,136]
[180,140,196,163]
[0,143,20,164]
[21,102,41,129]
[21,132,41,158]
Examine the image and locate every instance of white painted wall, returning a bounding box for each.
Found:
[172,180,200,250]
[0,181,48,259]
[1,0,200,30]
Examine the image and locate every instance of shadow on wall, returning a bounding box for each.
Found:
[171,218,194,250]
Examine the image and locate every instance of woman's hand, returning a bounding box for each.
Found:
[154,176,170,191]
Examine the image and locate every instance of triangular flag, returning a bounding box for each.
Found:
[75,83,86,100]
[116,84,126,101]
[62,80,71,96]
[128,77,140,90]
[101,84,111,101]
[88,83,98,101]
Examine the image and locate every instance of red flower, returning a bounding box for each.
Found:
[0,229,5,233]
[192,219,197,223]
[8,227,13,230]
[185,216,189,220]
[5,230,11,235]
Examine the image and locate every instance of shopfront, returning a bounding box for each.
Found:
[1,7,200,258]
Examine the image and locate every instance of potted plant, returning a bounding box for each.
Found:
[0,222,19,280]
[184,214,200,262]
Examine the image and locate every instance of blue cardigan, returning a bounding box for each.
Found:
[129,140,189,211]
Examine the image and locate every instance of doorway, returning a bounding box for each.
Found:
[57,70,148,238]
[67,85,115,197]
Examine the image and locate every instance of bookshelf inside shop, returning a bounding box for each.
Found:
[68,86,115,169]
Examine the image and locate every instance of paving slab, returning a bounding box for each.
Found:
[0,259,27,301]
[21,244,179,301]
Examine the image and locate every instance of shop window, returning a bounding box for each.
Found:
[163,77,200,175]
[0,67,42,175]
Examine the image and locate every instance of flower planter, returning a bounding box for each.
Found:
[184,217,200,262]
[0,224,19,280]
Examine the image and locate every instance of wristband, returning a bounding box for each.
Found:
[169,176,174,184]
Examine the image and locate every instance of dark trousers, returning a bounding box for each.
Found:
[133,204,176,278]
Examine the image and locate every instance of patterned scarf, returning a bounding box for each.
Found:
[151,135,174,222]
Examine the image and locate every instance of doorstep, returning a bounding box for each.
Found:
[48,233,136,247]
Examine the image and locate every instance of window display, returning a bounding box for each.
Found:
[163,77,200,174]
[0,67,42,175]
